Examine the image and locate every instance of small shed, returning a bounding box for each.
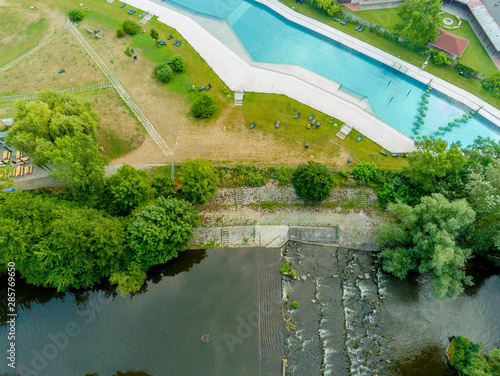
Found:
[428,28,470,59]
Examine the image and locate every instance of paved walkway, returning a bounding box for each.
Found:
[124,0,500,153]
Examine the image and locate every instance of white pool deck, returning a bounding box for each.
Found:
[123,0,500,153]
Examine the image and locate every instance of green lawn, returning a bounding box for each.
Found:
[283,0,500,109]
[0,7,50,67]
[438,13,496,74]
[235,92,408,169]
[350,7,400,30]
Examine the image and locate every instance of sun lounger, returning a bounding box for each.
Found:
[402,153,409,158]
[2,151,7,160]
[16,166,21,177]
[199,86,205,91]
[58,69,65,73]
[130,9,136,15]
[250,121,256,129]
[308,113,314,121]
[276,120,280,128]
[355,25,361,31]
[166,61,171,64]
[127,8,133,14]
[159,40,166,45]
[356,135,364,142]
[392,153,400,157]
[176,40,182,46]
[206,83,212,90]
[311,119,316,126]
[358,25,365,32]
[167,35,173,40]
[380,150,389,156]
[341,18,349,26]
[305,142,309,149]
[294,112,301,119]
[333,17,340,22]
[29,165,33,174]
[121,3,126,8]
[316,121,321,128]
[173,39,178,44]
[86,28,93,33]
[347,156,353,164]
[16,151,20,159]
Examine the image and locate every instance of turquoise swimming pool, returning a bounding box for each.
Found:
[162,0,500,146]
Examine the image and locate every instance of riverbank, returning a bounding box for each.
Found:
[190,186,385,251]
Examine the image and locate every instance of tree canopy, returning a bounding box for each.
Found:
[108,164,155,216]
[405,139,466,193]
[127,197,199,270]
[394,0,442,43]
[377,193,475,299]
[293,161,334,201]
[179,158,219,205]
[448,336,500,376]
[0,192,127,291]
[192,94,217,118]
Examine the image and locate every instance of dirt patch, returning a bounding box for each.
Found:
[0,32,106,95]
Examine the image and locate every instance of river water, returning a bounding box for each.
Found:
[1,245,499,376]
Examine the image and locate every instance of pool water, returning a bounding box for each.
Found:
[162,0,500,146]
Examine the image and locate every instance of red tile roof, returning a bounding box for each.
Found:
[429,28,470,57]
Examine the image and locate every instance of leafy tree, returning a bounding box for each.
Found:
[482,72,500,96]
[116,28,125,38]
[150,28,159,43]
[171,55,186,72]
[127,197,199,270]
[464,137,500,168]
[448,336,499,376]
[0,165,14,191]
[45,132,107,188]
[464,160,500,265]
[124,47,132,58]
[108,164,155,216]
[109,262,147,297]
[293,161,334,201]
[394,0,442,43]
[122,20,141,35]
[377,193,475,299]
[430,50,451,66]
[377,177,410,206]
[405,139,466,193]
[0,192,126,291]
[351,162,379,182]
[68,9,84,23]
[154,62,173,83]
[192,94,217,118]
[6,91,98,169]
[180,158,219,205]
[152,176,176,199]
[309,0,341,17]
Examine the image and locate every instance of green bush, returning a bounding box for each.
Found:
[124,47,132,58]
[455,62,478,77]
[280,263,291,274]
[430,50,451,66]
[482,72,500,95]
[122,20,141,35]
[116,28,125,38]
[293,161,334,201]
[341,169,348,177]
[179,158,219,205]
[351,162,379,181]
[155,62,173,83]
[68,9,84,23]
[270,166,295,185]
[171,55,187,72]
[290,301,300,308]
[192,94,217,118]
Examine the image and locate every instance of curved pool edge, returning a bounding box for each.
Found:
[124,0,417,152]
